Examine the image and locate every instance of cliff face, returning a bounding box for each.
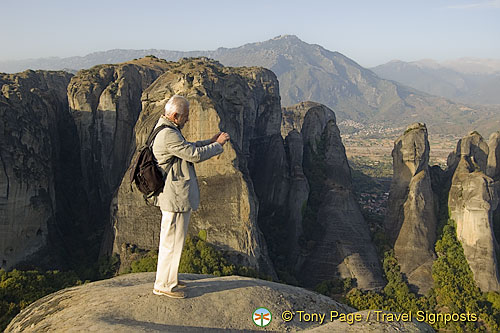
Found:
[67,58,172,231]
[448,131,500,292]
[110,58,279,276]
[0,70,73,269]
[283,129,309,263]
[385,123,437,294]
[282,102,384,290]
[487,131,500,254]
[3,58,392,289]
[487,131,500,181]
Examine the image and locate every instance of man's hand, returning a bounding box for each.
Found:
[210,132,222,143]
[216,132,230,146]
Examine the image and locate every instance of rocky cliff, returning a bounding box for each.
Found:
[2,57,393,292]
[0,70,75,269]
[448,131,500,292]
[110,58,280,276]
[487,131,500,249]
[385,123,437,294]
[282,102,384,290]
[5,272,432,332]
[487,131,500,181]
[67,57,172,240]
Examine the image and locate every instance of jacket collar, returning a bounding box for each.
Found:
[158,115,180,129]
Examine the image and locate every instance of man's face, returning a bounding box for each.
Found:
[175,107,189,129]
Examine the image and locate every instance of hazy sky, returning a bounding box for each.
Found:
[1,0,499,67]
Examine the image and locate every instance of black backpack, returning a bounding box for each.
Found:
[129,124,177,202]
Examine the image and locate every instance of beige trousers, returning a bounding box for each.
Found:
[154,210,191,292]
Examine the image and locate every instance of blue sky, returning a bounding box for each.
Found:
[1,0,499,67]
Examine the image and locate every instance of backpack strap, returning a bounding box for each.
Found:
[146,124,168,147]
[129,122,180,194]
[129,123,177,191]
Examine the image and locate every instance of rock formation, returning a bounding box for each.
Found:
[283,102,384,290]
[110,58,279,276]
[5,272,431,332]
[283,129,309,263]
[385,123,437,294]
[2,58,391,291]
[67,57,172,232]
[0,70,76,270]
[448,131,500,292]
[487,131,500,252]
[487,131,500,181]
[486,131,500,182]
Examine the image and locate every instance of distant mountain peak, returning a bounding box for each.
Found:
[372,58,500,104]
[413,59,441,69]
[271,34,301,41]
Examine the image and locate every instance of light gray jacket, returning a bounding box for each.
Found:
[152,116,223,212]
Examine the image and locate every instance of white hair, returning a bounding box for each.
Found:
[164,95,189,116]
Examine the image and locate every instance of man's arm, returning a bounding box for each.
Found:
[194,132,222,147]
[164,130,225,163]
[194,139,213,147]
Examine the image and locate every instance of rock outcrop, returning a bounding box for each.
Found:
[110,58,280,276]
[448,131,500,292]
[67,57,172,236]
[487,131,500,252]
[283,102,384,290]
[3,58,391,292]
[487,131,500,181]
[0,70,74,269]
[385,123,437,294]
[283,129,309,264]
[5,272,432,332]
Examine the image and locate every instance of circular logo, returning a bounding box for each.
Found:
[252,307,272,327]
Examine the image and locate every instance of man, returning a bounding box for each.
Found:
[151,95,230,298]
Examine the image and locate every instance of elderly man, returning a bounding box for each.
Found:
[151,95,230,298]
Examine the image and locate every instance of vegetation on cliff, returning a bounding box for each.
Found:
[121,234,265,279]
[0,270,81,331]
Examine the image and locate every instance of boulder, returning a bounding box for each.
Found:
[385,123,437,294]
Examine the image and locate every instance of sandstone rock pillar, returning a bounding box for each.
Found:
[448,131,500,292]
[385,123,437,294]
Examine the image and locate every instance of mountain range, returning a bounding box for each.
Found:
[372,59,500,105]
[1,35,499,137]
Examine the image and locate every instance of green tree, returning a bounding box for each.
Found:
[0,269,81,331]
